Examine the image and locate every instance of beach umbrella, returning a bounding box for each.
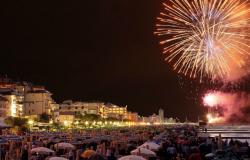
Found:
[81,149,96,159]
[49,157,68,160]
[139,142,160,151]
[131,148,156,157]
[205,153,215,159]
[55,142,75,149]
[31,147,54,154]
[118,155,146,160]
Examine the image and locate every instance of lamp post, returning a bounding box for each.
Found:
[28,120,34,131]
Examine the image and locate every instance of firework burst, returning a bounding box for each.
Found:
[155,0,250,81]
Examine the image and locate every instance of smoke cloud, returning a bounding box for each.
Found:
[206,91,250,123]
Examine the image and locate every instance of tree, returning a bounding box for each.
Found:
[123,119,132,122]
[81,114,101,121]
[51,122,62,131]
[39,113,50,123]
[106,117,119,121]
[75,112,83,119]
[4,117,28,131]
[5,117,27,126]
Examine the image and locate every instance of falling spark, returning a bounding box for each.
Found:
[155,0,250,81]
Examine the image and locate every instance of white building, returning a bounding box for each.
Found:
[59,101,104,116]
[59,101,129,121]
[0,77,58,119]
[142,114,160,124]
[24,88,54,117]
[103,103,127,120]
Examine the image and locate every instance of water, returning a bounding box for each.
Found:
[198,125,250,143]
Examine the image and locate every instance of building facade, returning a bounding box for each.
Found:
[0,77,58,119]
[125,111,139,122]
[0,77,140,124]
[59,101,104,116]
[57,112,75,124]
[58,101,129,121]
[0,96,9,118]
[24,89,53,117]
[0,89,23,117]
[102,103,127,120]
[142,114,160,124]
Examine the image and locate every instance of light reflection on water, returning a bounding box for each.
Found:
[198,125,250,143]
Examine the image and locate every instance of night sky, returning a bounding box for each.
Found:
[0,0,204,121]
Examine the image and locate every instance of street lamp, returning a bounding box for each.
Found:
[49,120,53,124]
[28,120,34,131]
[64,121,69,127]
[75,121,79,125]
[74,121,79,129]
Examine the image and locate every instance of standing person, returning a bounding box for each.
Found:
[188,153,201,160]
[68,150,74,160]
[5,151,8,160]
[107,152,116,160]
[96,145,102,155]
[106,147,111,159]
[20,147,28,160]
[0,147,5,160]
[188,147,201,160]
[167,145,177,159]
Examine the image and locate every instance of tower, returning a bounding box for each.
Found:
[159,108,164,123]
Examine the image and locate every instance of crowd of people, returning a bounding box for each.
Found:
[0,125,249,160]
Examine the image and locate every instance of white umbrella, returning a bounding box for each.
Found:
[131,148,156,157]
[55,142,75,149]
[205,153,215,158]
[31,147,54,154]
[49,157,69,160]
[139,142,160,151]
[118,155,146,160]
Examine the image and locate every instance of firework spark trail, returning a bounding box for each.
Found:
[155,0,250,81]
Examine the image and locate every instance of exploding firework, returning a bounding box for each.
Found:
[203,92,219,107]
[206,113,223,123]
[155,0,250,81]
[202,91,250,124]
[203,92,224,123]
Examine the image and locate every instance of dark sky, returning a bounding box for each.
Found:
[0,0,205,121]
